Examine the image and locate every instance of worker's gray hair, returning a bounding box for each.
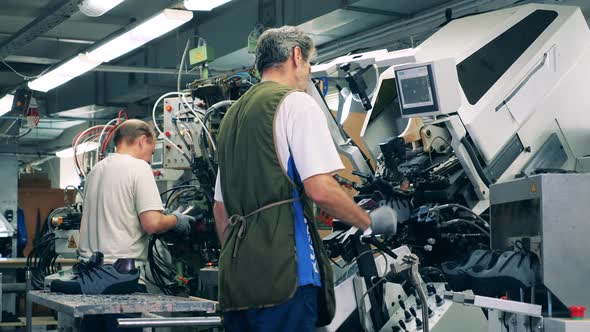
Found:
[255,26,314,75]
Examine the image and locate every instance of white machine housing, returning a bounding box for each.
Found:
[410,4,590,208]
[347,3,590,212]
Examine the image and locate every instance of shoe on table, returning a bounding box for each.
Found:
[50,252,140,295]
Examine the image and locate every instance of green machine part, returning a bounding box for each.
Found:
[189,45,215,79]
[189,45,215,66]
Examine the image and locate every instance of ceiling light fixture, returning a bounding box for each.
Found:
[55,142,100,159]
[28,54,101,93]
[0,94,14,117]
[183,0,232,11]
[86,9,193,63]
[79,0,126,17]
[27,9,192,93]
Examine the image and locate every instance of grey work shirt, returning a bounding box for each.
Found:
[78,153,164,283]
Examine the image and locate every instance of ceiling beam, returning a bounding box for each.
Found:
[4,55,58,65]
[95,65,200,76]
[4,55,200,76]
[0,0,80,60]
[343,5,411,18]
[0,7,133,26]
[0,32,95,45]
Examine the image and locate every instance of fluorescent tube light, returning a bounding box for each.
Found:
[28,54,101,93]
[56,142,100,159]
[86,9,193,63]
[0,95,14,117]
[79,0,126,17]
[184,0,232,11]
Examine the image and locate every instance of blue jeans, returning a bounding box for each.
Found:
[223,285,319,332]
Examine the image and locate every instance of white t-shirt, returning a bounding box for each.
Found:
[214,90,344,286]
[78,153,164,281]
[214,91,345,201]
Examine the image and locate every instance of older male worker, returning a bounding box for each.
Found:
[213,27,392,331]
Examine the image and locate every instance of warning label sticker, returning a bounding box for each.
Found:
[68,235,77,249]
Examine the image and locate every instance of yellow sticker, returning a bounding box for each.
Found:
[531,182,537,193]
[68,235,77,249]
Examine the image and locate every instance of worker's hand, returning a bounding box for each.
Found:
[171,207,196,236]
[365,206,398,236]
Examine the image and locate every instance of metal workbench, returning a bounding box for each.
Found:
[27,290,219,331]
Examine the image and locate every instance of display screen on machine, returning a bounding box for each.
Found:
[398,66,434,109]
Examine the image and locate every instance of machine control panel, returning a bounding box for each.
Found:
[162,97,204,170]
[380,283,449,332]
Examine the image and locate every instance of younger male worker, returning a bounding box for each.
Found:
[214,27,394,331]
[78,119,194,288]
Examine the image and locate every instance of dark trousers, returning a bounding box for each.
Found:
[223,285,319,332]
[80,284,147,332]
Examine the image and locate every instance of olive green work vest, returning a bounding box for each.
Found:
[216,81,335,326]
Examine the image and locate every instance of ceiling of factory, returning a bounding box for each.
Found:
[0,0,589,161]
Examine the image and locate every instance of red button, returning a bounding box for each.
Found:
[570,306,586,319]
[165,131,171,137]
[165,105,172,112]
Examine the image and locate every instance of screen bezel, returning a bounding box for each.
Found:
[395,64,440,117]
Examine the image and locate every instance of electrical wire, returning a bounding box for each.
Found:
[0,125,32,139]
[178,38,191,92]
[430,203,490,228]
[147,236,184,295]
[166,187,200,209]
[1,120,19,136]
[358,277,387,324]
[72,125,103,177]
[439,218,490,237]
[199,100,235,177]
[1,60,51,80]
[329,249,381,269]
[160,185,200,197]
[177,36,207,92]
[169,119,193,165]
[180,94,217,151]
[63,185,84,202]
[354,248,393,327]
[96,118,118,160]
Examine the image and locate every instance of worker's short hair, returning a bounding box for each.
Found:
[255,26,314,75]
[113,119,156,146]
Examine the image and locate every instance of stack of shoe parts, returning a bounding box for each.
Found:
[442,247,540,296]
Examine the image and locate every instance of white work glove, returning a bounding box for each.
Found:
[364,206,398,236]
[171,207,196,236]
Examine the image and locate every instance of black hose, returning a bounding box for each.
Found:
[439,218,490,237]
[200,100,235,176]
